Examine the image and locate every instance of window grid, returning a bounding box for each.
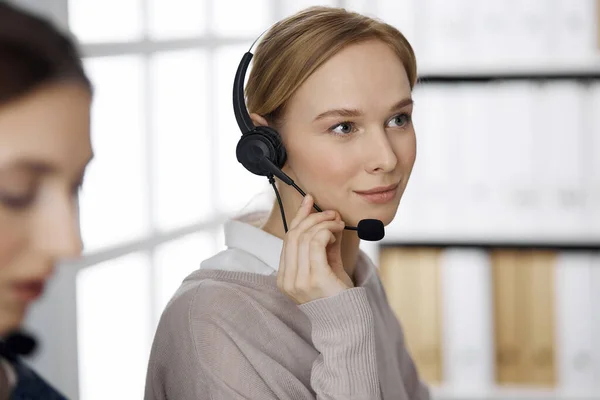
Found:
[74,0,352,271]
[71,0,281,352]
[70,0,354,339]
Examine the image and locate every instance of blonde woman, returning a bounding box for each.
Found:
[0,3,92,399]
[146,7,428,400]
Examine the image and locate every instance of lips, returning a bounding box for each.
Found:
[11,280,46,302]
[354,182,400,205]
[354,182,400,195]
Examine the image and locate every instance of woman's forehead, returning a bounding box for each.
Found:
[0,84,92,175]
[287,40,411,119]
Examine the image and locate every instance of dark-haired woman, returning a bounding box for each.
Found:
[0,3,93,399]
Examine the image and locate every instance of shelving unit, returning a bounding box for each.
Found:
[377,58,600,400]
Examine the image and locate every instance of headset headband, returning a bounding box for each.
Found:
[232,28,270,135]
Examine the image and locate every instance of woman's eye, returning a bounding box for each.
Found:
[388,113,411,128]
[330,122,355,135]
[0,192,36,210]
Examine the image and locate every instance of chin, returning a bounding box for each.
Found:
[349,201,400,227]
[0,308,26,336]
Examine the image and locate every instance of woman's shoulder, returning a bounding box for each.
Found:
[157,252,284,332]
[10,360,68,400]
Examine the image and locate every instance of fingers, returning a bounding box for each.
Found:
[279,196,311,290]
[306,220,344,267]
[296,220,344,276]
[289,194,313,230]
[280,194,323,292]
[278,193,347,303]
[284,195,337,285]
[285,218,341,293]
[289,219,344,299]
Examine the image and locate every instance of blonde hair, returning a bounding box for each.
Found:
[245,6,417,128]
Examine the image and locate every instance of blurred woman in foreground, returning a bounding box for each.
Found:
[0,3,93,399]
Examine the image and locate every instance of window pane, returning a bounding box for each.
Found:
[150,50,212,231]
[214,45,271,215]
[212,0,272,37]
[79,56,149,252]
[154,232,216,316]
[77,253,151,400]
[147,0,207,40]
[69,0,143,43]
[280,0,337,17]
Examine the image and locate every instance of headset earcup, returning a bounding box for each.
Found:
[236,127,287,176]
[257,126,287,169]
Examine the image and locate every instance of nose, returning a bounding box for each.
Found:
[34,193,83,260]
[364,127,398,174]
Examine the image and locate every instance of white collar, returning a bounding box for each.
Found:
[224,211,283,273]
[221,211,375,286]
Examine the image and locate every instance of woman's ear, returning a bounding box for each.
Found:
[249,113,269,127]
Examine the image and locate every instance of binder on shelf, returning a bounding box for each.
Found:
[492,250,524,384]
[591,252,600,389]
[492,250,557,386]
[554,252,596,390]
[552,0,597,58]
[378,247,443,385]
[419,0,472,67]
[439,248,495,389]
[588,83,600,238]
[597,0,600,51]
[455,84,494,237]
[469,0,512,63]
[489,82,538,237]
[409,85,454,236]
[521,250,557,386]
[532,82,586,238]
[512,0,552,60]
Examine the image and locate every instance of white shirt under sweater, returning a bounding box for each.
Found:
[144,212,430,400]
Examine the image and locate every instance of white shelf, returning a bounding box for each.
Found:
[431,384,600,400]
[418,57,600,79]
[417,53,600,76]
[380,229,600,247]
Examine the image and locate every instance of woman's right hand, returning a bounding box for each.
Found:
[277,194,354,305]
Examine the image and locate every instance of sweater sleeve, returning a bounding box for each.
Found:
[298,287,381,399]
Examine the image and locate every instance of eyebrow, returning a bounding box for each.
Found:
[313,97,414,122]
[0,153,94,175]
[1,160,56,174]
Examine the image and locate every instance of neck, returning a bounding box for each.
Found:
[261,197,361,281]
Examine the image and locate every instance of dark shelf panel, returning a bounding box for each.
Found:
[381,241,600,251]
[417,71,600,84]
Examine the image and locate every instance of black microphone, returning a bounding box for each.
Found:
[0,330,37,361]
[259,158,385,241]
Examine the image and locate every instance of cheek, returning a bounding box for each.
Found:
[396,131,417,169]
[0,211,26,271]
[296,145,354,185]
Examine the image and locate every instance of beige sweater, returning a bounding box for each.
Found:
[144,217,430,400]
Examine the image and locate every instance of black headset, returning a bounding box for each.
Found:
[233,51,291,187]
[231,35,385,241]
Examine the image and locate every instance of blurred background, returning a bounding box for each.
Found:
[6,0,600,399]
